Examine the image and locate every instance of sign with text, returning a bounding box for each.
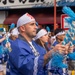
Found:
[61,14,70,30]
[0,0,51,9]
[0,0,75,9]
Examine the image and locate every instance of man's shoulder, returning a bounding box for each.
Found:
[52,41,59,46]
[10,38,33,55]
[11,38,29,49]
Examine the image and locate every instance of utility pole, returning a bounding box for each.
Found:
[54,0,57,30]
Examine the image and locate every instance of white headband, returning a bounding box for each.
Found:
[56,31,65,37]
[51,36,56,39]
[35,29,47,40]
[17,13,35,28]
[11,28,19,35]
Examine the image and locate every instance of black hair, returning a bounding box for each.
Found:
[50,29,55,36]
[54,28,64,35]
[36,28,42,34]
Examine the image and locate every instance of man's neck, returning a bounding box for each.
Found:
[21,33,32,42]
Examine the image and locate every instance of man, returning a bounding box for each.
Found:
[9,27,19,40]
[52,28,66,46]
[6,13,68,75]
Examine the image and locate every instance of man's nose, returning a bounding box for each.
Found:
[34,24,38,29]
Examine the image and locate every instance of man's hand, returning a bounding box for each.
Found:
[53,42,72,54]
[68,46,74,53]
[53,43,66,54]
[5,42,11,48]
[65,42,71,54]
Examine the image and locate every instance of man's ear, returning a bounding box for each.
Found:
[19,25,25,32]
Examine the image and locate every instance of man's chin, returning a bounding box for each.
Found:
[30,34,36,38]
[32,35,36,38]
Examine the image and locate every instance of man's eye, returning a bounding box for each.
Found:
[30,23,36,26]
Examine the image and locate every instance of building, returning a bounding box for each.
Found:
[0,0,75,30]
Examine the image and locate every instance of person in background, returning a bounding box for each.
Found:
[6,27,19,75]
[52,28,65,46]
[0,34,6,75]
[46,26,51,49]
[9,27,19,41]
[56,23,60,29]
[35,28,49,52]
[49,28,74,75]
[50,30,56,47]
[0,29,9,75]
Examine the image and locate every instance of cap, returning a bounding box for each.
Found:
[17,13,35,28]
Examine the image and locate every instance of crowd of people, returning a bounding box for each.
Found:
[0,13,75,75]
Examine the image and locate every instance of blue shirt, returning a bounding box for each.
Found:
[6,36,48,75]
[52,41,59,46]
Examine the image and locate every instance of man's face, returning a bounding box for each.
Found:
[22,21,37,38]
[60,34,66,41]
[11,35,18,40]
[57,34,65,41]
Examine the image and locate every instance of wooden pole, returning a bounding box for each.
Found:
[54,0,57,30]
